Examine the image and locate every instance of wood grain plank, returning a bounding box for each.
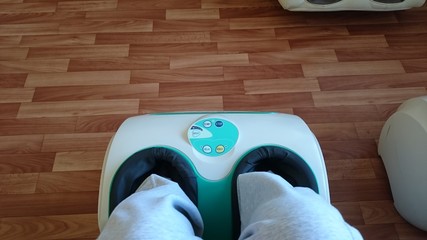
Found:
[308,122,358,141]
[302,60,405,77]
[375,103,400,121]
[357,224,399,240]
[325,159,376,180]
[20,34,96,47]
[370,157,388,179]
[0,23,59,36]
[0,73,27,87]
[219,6,285,19]
[68,56,169,71]
[42,132,113,152]
[0,191,98,217]
[32,83,158,101]
[223,92,313,111]
[0,2,56,13]
[229,16,306,30]
[395,223,427,239]
[386,33,427,47]
[347,22,427,35]
[117,0,201,10]
[129,43,218,56]
[0,134,43,154]
[401,58,427,73]
[329,178,392,202]
[202,0,279,8]
[0,0,23,3]
[360,201,405,224]
[293,105,382,123]
[224,64,304,80]
[96,31,210,44]
[86,10,166,20]
[0,88,34,103]
[333,202,364,226]
[396,10,427,23]
[27,44,129,59]
[0,59,69,73]
[289,35,388,50]
[17,99,139,118]
[244,77,320,94]
[317,72,427,91]
[75,114,132,133]
[170,53,249,69]
[210,28,275,42]
[131,67,224,83]
[0,173,38,194]
[355,121,385,140]
[218,39,290,54]
[336,47,427,62]
[0,47,28,60]
[312,88,427,107]
[153,19,229,32]
[36,170,100,193]
[275,26,349,39]
[166,9,219,20]
[0,214,99,240]
[0,36,21,45]
[159,80,244,97]
[57,0,117,12]
[139,96,223,113]
[0,153,54,173]
[320,139,378,160]
[25,70,131,87]
[0,12,85,25]
[53,151,104,171]
[249,49,338,64]
[59,20,153,34]
[0,103,20,119]
[0,117,76,135]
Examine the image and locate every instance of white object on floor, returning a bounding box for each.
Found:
[378,96,427,231]
[278,0,425,11]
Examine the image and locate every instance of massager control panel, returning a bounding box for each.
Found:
[188,117,239,157]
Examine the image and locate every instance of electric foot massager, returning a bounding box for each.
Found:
[98,112,330,239]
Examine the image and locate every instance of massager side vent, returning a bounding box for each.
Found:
[307,0,343,5]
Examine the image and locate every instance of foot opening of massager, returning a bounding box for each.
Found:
[231,146,319,238]
[109,147,198,215]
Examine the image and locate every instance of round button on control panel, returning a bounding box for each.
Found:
[188,117,239,157]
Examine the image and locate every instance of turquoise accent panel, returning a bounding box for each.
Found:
[197,175,234,240]
[188,118,239,157]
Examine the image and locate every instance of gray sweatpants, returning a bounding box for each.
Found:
[98,172,363,240]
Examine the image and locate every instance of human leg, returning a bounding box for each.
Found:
[98,174,203,240]
[237,172,363,240]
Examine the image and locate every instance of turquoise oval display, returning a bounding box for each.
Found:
[188,117,239,157]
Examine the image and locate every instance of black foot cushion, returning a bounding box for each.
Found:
[231,146,319,239]
[109,147,198,215]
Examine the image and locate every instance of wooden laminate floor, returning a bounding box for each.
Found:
[1,0,427,239]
